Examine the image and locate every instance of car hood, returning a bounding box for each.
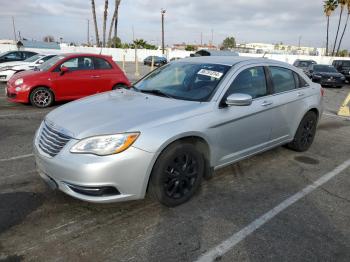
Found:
[9,70,45,82]
[0,61,30,68]
[45,90,210,139]
[316,72,344,77]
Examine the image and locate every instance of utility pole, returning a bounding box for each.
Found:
[298,35,302,49]
[161,9,166,55]
[211,29,214,48]
[200,32,203,46]
[87,19,90,45]
[12,16,17,42]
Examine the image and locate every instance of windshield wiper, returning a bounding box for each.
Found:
[140,89,174,99]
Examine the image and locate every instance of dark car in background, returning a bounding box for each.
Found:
[332,60,350,81]
[143,56,167,66]
[305,64,345,88]
[0,51,38,63]
[293,59,317,73]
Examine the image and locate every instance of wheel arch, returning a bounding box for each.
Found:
[28,85,55,103]
[143,134,213,196]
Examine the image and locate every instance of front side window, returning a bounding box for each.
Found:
[134,62,230,101]
[60,57,94,71]
[225,67,268,99]
[270,67,296,93]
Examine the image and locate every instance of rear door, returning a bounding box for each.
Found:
[267,66,312,141]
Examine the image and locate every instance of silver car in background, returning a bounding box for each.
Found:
[34,57,323,206]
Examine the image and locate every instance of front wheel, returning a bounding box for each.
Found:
[287,111,317,152]
[29,87,54,108]
[149,143,204,207]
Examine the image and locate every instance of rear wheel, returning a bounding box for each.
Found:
[29,87,54,108]
[287,111,317,152]
[150,142,204,207]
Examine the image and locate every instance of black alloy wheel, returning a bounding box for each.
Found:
[150,143,204,207]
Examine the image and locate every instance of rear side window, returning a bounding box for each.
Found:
[293,72,309,88]
[270,67,295,93]
[226,66,268,99]
[93,57,112,69]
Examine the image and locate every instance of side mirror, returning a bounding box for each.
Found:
[60,66,69,75]
[37,60,44,64]
[226,93,253,106]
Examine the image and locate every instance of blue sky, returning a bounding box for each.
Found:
[0,0,349,49]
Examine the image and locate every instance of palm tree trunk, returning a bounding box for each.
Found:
[102,0,109,47]
[91,0,100,47]
[107,0,121,47]
[332,7,344,56]
[114,1,121,39]
[326,16,330,56]
[336,13,349,55]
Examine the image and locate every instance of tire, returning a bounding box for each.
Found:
[29,87,54,108]
[287,111,317,152]
[112,83,128,90]
[149,142,204,207]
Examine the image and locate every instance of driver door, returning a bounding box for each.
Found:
[210,66,275,166]
[50,56,97,99]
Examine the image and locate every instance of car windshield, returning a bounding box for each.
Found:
[0,51,11,58]
[38,55,65,71]
[314,65,338,73]
[24,54,44,62]
[134,62,231,101]
[299,61,315,67]
[340,61,350,67]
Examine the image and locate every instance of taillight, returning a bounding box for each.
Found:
[321,87,325,97]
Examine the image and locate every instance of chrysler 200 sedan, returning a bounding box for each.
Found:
[34,57,324,207]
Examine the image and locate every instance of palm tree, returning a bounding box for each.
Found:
[324,0,338,56]
[91,0,100,47]
[102,0,109,47]
[332,0,347,56]
[107,0,121,47]
[336,0,350,55]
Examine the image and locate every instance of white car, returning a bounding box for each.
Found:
[0,54,56,82]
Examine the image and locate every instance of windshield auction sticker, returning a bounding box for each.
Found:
[197,69,223,79]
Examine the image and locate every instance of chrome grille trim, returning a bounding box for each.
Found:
[38,122,72,157]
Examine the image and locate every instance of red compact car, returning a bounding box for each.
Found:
[6,53,130,108]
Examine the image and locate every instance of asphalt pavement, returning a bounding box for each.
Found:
[0,70,349,262]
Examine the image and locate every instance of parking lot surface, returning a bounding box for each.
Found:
[0,72,349,261]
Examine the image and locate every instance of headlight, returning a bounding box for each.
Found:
[70,132,140,156]
[341,76,345,80]
[313,74,322,78]
[15,78,23,86]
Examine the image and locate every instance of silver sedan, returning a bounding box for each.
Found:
[34,57,323,206]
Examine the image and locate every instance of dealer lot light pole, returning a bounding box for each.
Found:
[161,9,166,55]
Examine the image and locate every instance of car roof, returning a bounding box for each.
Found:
[61,53,112,59]
[179,56,291,67]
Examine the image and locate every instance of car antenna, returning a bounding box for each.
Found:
[262,52,268,58]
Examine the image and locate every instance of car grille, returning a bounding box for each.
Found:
[38,122,71,157]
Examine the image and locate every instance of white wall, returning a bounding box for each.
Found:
[0,43,348,65]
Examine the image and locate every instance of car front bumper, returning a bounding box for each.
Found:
[33,126,156,203]
[5,82,30,103]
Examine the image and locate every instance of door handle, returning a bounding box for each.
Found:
[297,92,305,97]
[261,101,273,107]
[91,75,101,78]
